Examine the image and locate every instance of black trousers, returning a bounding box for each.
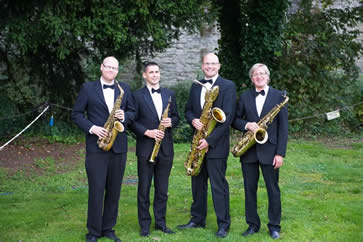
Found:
[85,151,126,238]
[190,157,231,230]
[242,161,281,232]
[137,155,173,229]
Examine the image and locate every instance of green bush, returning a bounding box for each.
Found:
[170,82,194,143]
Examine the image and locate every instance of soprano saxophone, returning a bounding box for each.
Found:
[97,81,124,151]
[149,96,172,163]
[184,80,226,176]
[231,93,288,157]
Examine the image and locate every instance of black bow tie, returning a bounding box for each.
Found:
[152,88,161,94]
[200,79,213,84]
[255,90,265,97]
[103,84,115,89]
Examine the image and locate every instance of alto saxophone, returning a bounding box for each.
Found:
[231,93,288,157]
[184,80,226,176]
[97,81,125,151]
[149,96,172,163]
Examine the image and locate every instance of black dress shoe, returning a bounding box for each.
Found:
[86,236,97,242]
[242,227,258,237]
[103,232,121,242]
[177,221,205,229]
[155,226,176,234]
[270,230,280,239]
[216,228,228,238]
[140,227,150,237]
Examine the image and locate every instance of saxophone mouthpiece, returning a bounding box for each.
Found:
[283,90,287,97]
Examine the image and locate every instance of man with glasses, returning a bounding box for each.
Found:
[177,53,236,238]
[72,56,136,242]
[232,63,288,239]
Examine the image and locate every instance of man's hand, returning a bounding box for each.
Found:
[197,138,209,151]
[246,122,259,133]
[192,119,204,131]
[160,117,172,128]
[92,126,109,138]
[114,109,124,121]
[273,155,284,169]
[144,129,165,142]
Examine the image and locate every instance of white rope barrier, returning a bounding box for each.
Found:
[0,105,49,151]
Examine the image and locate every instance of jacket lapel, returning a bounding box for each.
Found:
[114,81,120,103]
[142,86,159,120]
[161,88,168,115]
[249,89,259,119]
[260,88,274,118]
[95,80,109,112]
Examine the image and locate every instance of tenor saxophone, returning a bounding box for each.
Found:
[231,93,288,157]
[149,96,172,163]
[97,81,124,151]
[184,80,226,176]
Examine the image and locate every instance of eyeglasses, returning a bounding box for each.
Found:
[252,72,267,77]
[102,64,119,72]
[203,62,219,66]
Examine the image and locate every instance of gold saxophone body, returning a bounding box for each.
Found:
[184,81,226,176]
[97,81,125,151]
[231,94,289,157]
[149,96,172,163]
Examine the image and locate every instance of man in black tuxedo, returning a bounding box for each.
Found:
[232,63,288,240]
[177,53,236,238]
[130,62,179,237]
[72,56,135,242]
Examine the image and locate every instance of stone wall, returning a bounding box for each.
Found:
[118,24,220,87]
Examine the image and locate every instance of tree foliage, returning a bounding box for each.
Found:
[0,0,213,114]
[214,0,289,89]
[274,0,362,133]
[215,0,362,134]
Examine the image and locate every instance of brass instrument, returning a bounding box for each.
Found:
[231,93,289,157]
[184,80,226,176]
[97,81,125,151]
[149,96,172,163]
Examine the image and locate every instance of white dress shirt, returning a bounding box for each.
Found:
[100,78,115,114]
[256,86,269,117]
[147,85,163,120]
[200,74,218,109]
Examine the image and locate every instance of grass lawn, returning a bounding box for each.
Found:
[0,139,362,241]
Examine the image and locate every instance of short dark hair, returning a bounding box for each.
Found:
[143,61,159,72]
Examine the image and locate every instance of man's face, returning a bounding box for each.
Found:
[143,65,160,87]
[202,54,220,79]
[251,66,269,90]
[100,57,119,82]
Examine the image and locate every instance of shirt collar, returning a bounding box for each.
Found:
[146,85,161,95]
[204,74,219,86]
[255,85,269,95]
[100,77,115,87]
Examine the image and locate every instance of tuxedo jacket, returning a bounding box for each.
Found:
[185,76,236,159]
[131,86,179,158]
[72,80,136,153]
[232,87,288,164]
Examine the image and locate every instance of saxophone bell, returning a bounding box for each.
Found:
[211,107,226,123]
[114,120,124,133]
[254,128,268,144]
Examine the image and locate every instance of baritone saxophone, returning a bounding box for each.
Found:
[97,81,124,151]
[149,96,172,163]
[184,80,226,176]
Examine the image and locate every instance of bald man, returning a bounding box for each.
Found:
[72,56,136,242]
[177,53,236,238]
